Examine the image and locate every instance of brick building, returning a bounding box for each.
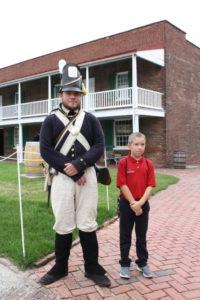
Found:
[0,20,200,167]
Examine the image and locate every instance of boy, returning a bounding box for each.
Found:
[116,132,156,279]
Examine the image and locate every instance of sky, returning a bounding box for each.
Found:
[0,0,200,69]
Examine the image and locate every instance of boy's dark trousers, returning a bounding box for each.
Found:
[119,197,150,267]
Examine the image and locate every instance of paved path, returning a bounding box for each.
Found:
[1,167,200,299]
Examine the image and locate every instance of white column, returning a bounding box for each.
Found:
[18,83,23,162]
[48,75,52,113]
[132,54,139,132]
[85,67,89,111]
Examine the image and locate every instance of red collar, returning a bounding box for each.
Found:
[128,155,144,164]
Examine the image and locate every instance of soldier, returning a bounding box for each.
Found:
[39,61,111,287]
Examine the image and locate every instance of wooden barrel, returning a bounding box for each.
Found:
[24,142,44,178]
[173,150,186,169]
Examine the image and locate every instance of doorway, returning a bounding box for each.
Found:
[0,129,4,156]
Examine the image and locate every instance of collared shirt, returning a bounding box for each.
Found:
[60,104,78,119]
[116,155,156,200]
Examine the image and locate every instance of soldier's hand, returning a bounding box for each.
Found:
[64,163,78,176]
[77,175,86,186]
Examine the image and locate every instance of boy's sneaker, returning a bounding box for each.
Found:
[119,266,130,279]
[137,265,154,278]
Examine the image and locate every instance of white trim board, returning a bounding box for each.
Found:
[137,49,165,66]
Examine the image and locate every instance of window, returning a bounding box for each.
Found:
[115,120,132,147]
[115,72,131,105]
[83,77,95,93]
[116,72,129,89]
[53,85,61,98]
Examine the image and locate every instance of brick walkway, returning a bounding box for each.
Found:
[24,167,200,299]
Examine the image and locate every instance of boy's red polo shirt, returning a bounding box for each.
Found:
[116,155,156,200]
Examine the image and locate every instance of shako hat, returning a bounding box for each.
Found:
[58,60,86,95]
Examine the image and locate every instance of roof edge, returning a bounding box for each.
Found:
[0,20,179,70]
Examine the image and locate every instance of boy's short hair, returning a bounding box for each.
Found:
[128,132,146,144]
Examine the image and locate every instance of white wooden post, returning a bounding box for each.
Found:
[132,54,139,132]
[85,66,89,111]
[48,75,52,113]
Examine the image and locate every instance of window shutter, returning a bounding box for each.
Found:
[23,127,29,147]
[109,74,116,90]
[128,71,132,87]
[8,93,15,105]
[101,120,113,150]
[21,91,26,103]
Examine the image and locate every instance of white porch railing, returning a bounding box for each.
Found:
[21,99,48,117]
[0,87,163,121]
[138,87,162,109]
[88,87,132,110]
[0,104,18,119]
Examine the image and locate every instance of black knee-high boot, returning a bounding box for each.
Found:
[39,233,72,285]
[79,230,111,287]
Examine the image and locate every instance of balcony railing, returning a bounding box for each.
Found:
[0,104,18,119]
[88,88,132,110]
[21,99,48,117]
[0,87,163,121]
[138,87,162,109]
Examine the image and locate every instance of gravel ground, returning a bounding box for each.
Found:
[0,258,40,300]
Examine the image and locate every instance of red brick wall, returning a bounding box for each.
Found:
[89,58,165,93]
[164,23,200,165]
[21,78,48,102]
[137,58,165,93]
[140,117,166,167]
[0,85,18,105]
[0,78,48,105]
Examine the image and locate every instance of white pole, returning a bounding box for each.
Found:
[104,148,110,211]
[17,145,26,258]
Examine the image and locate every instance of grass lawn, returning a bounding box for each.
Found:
[0,162,178,268]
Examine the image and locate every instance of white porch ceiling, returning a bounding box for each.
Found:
[137,49,165,66]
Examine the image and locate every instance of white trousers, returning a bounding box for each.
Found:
[51,167,98,234]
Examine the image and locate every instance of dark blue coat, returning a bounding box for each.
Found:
[40,109,105,181]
